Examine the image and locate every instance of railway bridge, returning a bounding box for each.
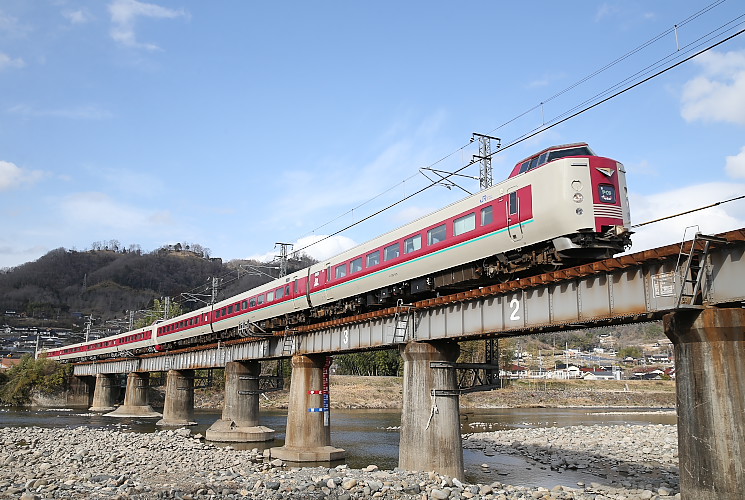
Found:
[67,229,745,500]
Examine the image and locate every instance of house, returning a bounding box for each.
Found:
[582,370,620,381]
[632,367,666,380]
[548,364,582,379]
[0,357,22,371]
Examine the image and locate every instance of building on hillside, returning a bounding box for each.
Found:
[581,369,621,381]
[632,367,667,380]
[0,357,22,371]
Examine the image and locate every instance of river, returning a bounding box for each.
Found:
[0,406,675,488]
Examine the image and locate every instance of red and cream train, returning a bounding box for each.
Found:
[45,143,631,362]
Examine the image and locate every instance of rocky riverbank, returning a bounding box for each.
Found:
[0,424,680,500]
[465,424,679,498]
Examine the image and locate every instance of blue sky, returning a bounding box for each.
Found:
[1,0,744,269]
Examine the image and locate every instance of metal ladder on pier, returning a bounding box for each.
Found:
[282,329,297,356]
[392,299,415,343]
[674,230,728,308]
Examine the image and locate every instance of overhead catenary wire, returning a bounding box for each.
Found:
[631,195,745,228]
[296,0,733,242]
[291,25,745,257]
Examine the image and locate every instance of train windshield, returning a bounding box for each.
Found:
[546,146,592,162]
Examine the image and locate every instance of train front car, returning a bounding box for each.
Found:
[504,143,631,272]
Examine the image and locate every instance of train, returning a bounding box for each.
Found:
[45,142,631,362]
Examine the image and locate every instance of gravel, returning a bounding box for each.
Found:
[0,424,680,499]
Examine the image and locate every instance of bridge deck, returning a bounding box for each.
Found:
[73,229,745,376]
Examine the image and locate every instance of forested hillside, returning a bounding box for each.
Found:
[0,244,314,329]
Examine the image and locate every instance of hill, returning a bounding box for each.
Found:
[0,245,314,331]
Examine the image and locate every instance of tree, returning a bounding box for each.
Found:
[134,298,184,328]
[0,354,70,405]
[619,346,643,359]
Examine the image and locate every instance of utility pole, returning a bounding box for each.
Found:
[128,310,135,331]
[275,242,294,278]
[472,133,501,190]
[85,315,93,342]
[211,277,222,304]
[164,296,171,320]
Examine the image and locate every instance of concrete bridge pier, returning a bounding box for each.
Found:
[206,361,274,442]
[157,369,197,427]
[664,308,745,500]
[66,375,94,407]
[399,340,464,481]
[270,354,345,462]
[106,372,161,418]
[89,373,118,412]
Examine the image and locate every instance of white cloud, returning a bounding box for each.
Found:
[0,52,25,70]
[61,192,171,231]
[248,235,358,264]
[628,181,745,253]
[64,9,93,25]
[725,146,745,179]
[681,50,745,125]
[595,3,620,22]
[0,10,30,38]
[8,103,112,120]
[0,161,45,191]
[109,0,187,50]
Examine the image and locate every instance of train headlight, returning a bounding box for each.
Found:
[571,180,582,191]
[573,193,584,203]
[576,208,584,215]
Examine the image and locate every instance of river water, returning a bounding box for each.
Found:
[0,406,675,488]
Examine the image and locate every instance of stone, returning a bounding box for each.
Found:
[431,488,451,499]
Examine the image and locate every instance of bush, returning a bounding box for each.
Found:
[0,354,71,405]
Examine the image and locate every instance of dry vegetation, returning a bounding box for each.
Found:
[194,376,675,410]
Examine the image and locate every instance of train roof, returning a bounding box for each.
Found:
[513,142,594,166]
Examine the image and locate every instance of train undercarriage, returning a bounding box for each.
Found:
[77,231,630,360]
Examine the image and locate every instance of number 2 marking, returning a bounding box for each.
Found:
[509,298,520,321]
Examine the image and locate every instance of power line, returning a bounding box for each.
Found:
[631,195,745,228]
[291,26,745,256]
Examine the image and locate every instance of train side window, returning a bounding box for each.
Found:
[258,295,265,305]
[454,213,476,236]
[242,300,248,309]
[204,314,210,322]
[275,287,284,299]
[519,161,531,174]
[267,290,275,302]
[228,305,233,314]
[366,250,380,267]
[335,264,347,279]
[404,234,422,254]
[537,152,548,166]
[285,285,291,296]
[428,224,447,245]
[384,243,400,261]
[350,257,363,273]
[509,192,518,215]
[250,297,257,307]
[481,205,493,226]
[222,307,227,316]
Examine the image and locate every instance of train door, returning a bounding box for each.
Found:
[308,270,323,306]
[324,263,334,300]
[506,188,524,241]
[292,277,306,310]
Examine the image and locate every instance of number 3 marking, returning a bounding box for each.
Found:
[509,298,520,321]
[343,329,349,345]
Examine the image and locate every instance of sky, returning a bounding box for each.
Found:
[1,0,745,269]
